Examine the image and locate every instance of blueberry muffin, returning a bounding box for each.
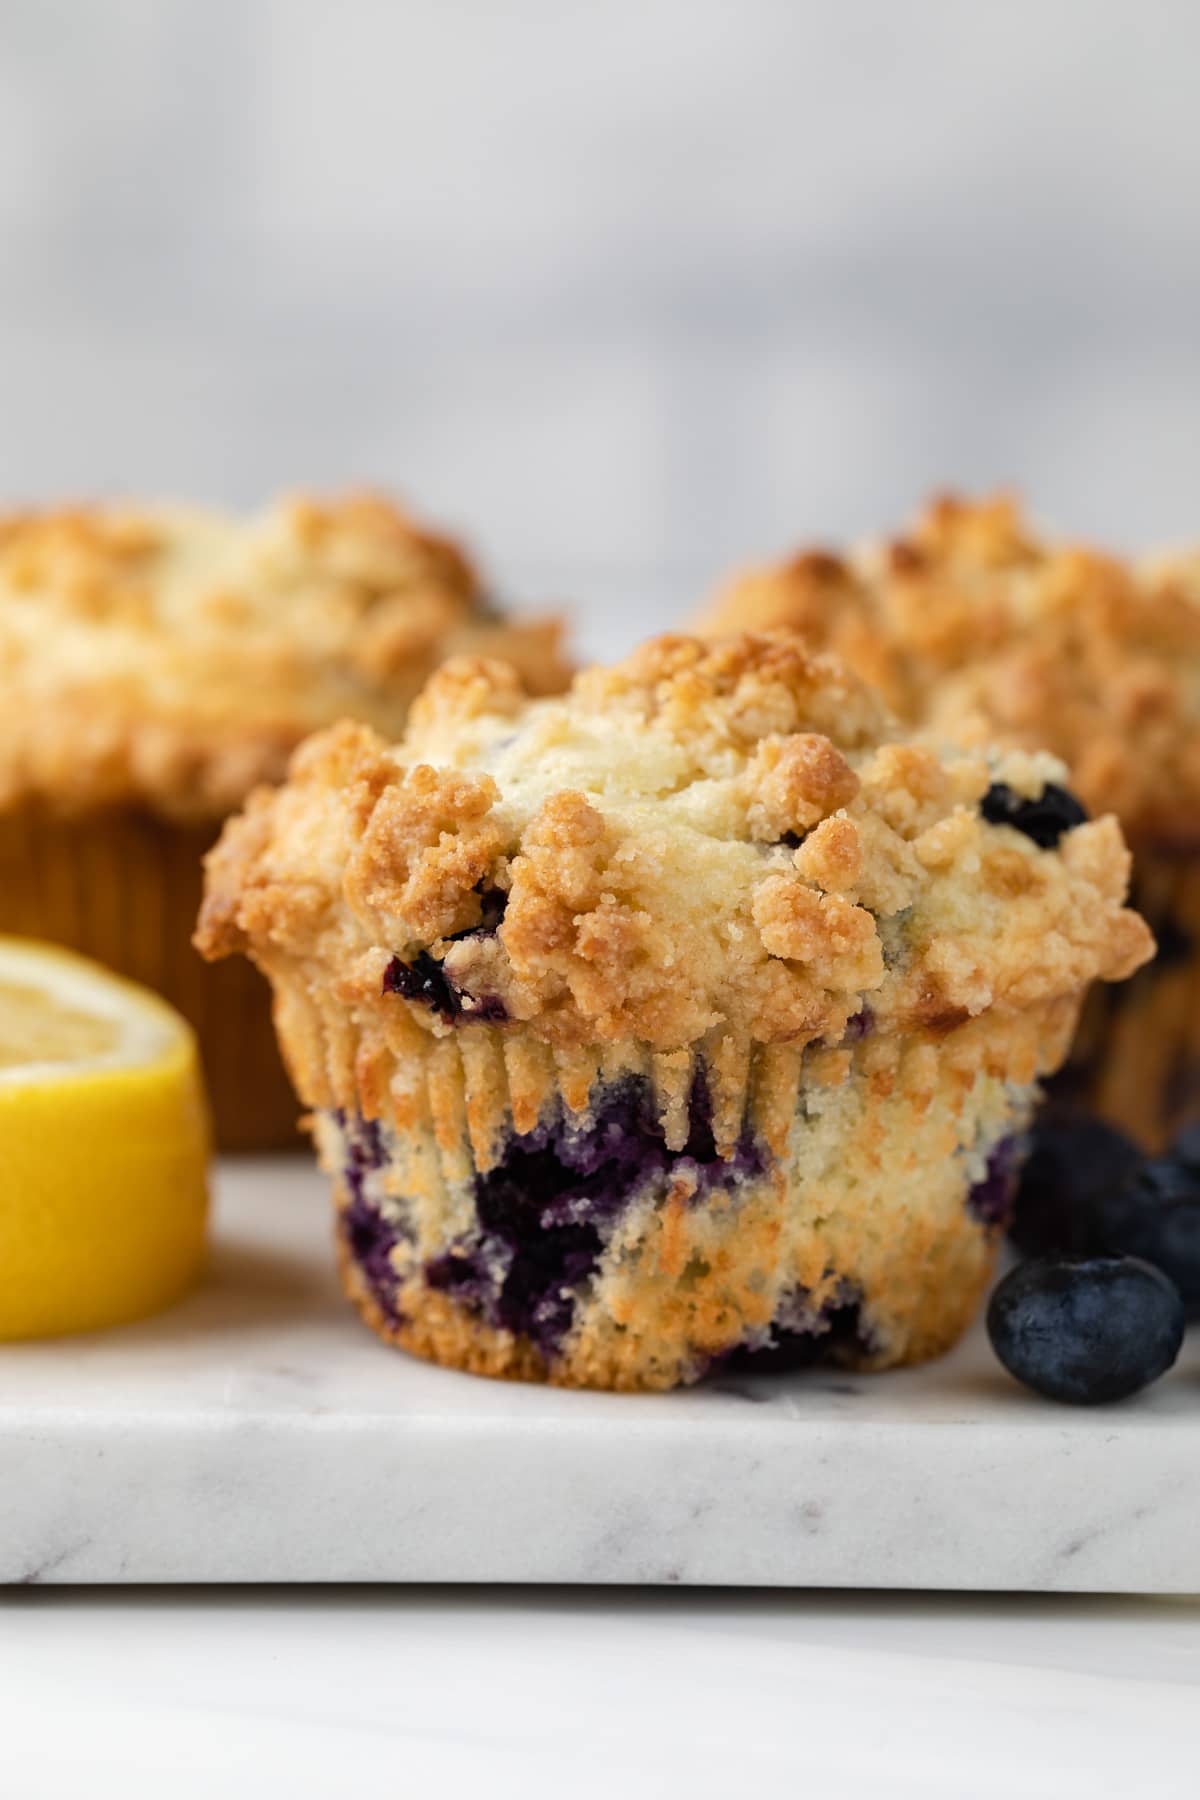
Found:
[0,492,566,1148]
[196,633,1149,1387]
[703,495,1200,1147]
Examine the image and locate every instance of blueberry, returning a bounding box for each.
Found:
[1008,1113,1143,1258]
[987,1255,1184,1404]
[1169,1121,1200,1173]
[981,781,1088,849]
[1100,1158,1200,1319]
[383,950,461,1018]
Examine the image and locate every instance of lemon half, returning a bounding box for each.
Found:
[0,937,210,1340]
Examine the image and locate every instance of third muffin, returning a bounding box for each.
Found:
[702,495,1200,1147]
[0,491,567,1148]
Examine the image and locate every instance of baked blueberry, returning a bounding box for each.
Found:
[383,950,460,1018]
[981,781,1089,849]
[987,1255,1184,1404]
[1008,1112,1143,1258]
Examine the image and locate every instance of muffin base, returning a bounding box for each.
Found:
[1055,848,1200,1148]
[310,1010,1061,1391]
[0,808,300,1151]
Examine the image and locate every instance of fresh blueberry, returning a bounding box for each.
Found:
[987,1255,1184,1404]
[1100,1158,1200,1319]
[981,781,1088,849]
[1008,1113,1143,1258]
[1169,1121,1200,1173]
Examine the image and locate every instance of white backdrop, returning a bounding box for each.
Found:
[2,0,1197,655]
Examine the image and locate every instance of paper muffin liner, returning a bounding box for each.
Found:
[0,808,299,1151]
[293,992,1080,1390]
[1054,848,1200,1148]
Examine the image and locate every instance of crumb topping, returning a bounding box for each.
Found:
[197,632,1151,1056]
[0,492,566,820]
[702,493,1200,849]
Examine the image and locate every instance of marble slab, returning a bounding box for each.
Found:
[2,1158,1198,1589]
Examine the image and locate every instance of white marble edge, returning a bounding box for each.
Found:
[2,1157,1198,1590]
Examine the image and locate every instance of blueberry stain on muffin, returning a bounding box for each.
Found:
[719,1285,868,1375]
[965,1134,1022,1228]
[336,1109,408,1326]
[424,1070,766,1356]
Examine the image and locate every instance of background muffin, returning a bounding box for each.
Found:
[703,495,1200,1146]
[0,491,567,1148]
[197,633,1149,1388]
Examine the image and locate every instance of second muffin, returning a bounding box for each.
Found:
[0,491,566,1148]
[197,634,1150,1387]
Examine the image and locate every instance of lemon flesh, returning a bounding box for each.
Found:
[0,937,210,1340]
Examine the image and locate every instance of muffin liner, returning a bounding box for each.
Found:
[295,994,1080,1390]
[1054,848,1200,1148]
[0,808,299,1151]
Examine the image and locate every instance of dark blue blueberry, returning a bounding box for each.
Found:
[987,1255,1184,1404]
[1100,1157,1200,1319]
[1008,1112,1143,1258]
[981,781,1088,849]
[1169,1121,1200,1173]
[426,1071,766,1358]
[966,1135,1022,1229]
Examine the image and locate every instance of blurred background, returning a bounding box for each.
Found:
[2,0,1198,656]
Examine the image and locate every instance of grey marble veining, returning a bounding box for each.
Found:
[2,1158,1197,1589]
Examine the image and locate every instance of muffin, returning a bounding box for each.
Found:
[196,633,1149,1388]
[0,492,567,1149]
[702,494,1200,1146]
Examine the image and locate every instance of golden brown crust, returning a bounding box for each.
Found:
[702,493,1200,849]
[0,493,568,821]
[197,632,1151,1083]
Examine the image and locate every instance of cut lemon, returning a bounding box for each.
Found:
[0,937,210,1340]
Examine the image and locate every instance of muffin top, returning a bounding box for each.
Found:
[0,492,566,821]
[197,633,1150,1060]
[701,495,1200,850]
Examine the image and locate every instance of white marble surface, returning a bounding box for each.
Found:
[2,1158,1198,1590]
[2,1586,1199,1800]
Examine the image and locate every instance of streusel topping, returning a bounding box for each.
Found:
[702,494,1200,849]
[197,633,1151,1054]
[0,492,566,820]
